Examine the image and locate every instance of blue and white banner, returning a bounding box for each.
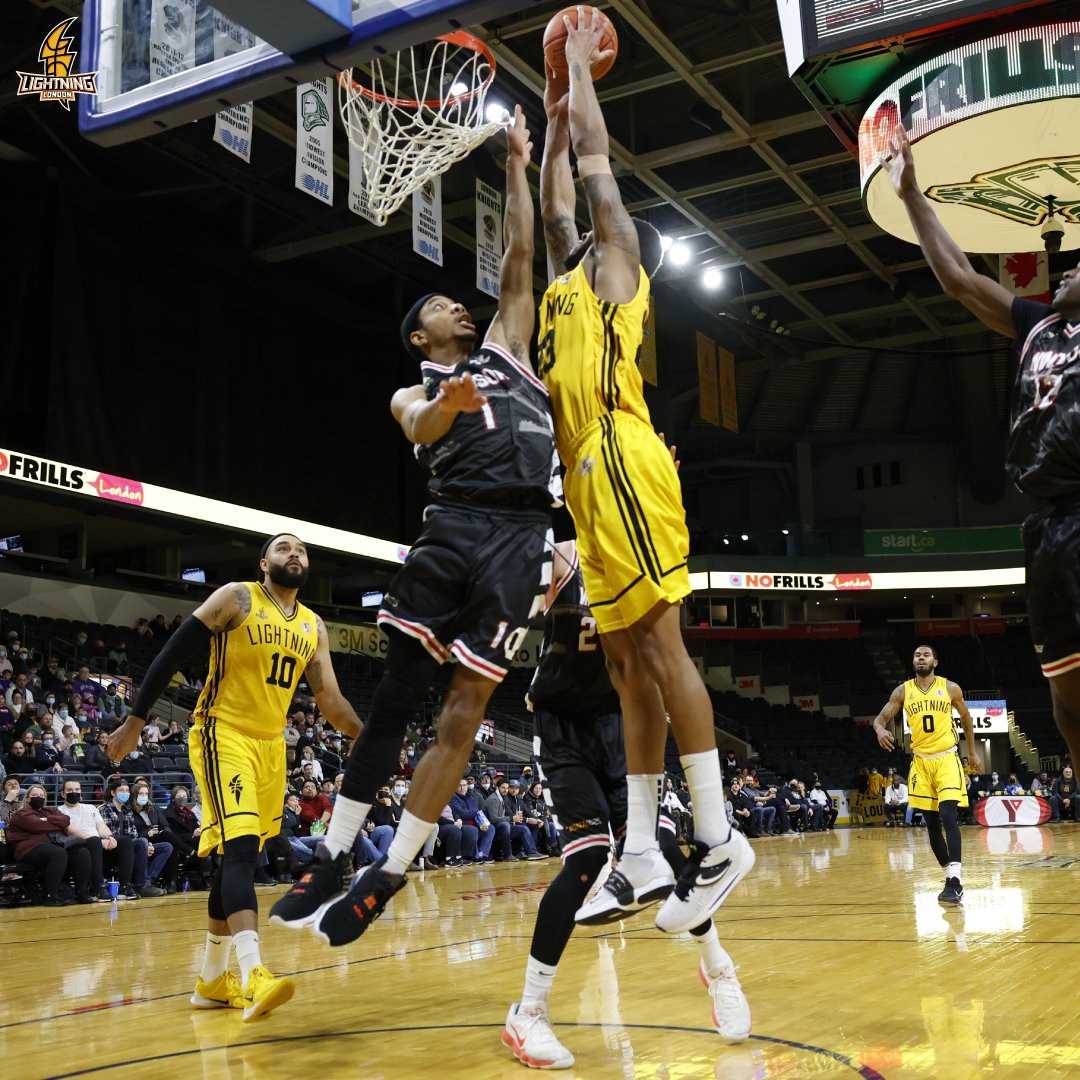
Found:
[295,78,333,205]
[475,179,502,297]
[212,14,254,162]
[150,0,196,82]
[412,173,443,266]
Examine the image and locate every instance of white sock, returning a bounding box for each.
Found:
[233,930,261,986]
[323,796,371,859]
[521,955,558,1006]
[691,923,734,980]
[624,774,662,855]
[681,750,730,848]
[199,933,232,983]
[946,861,962,882]
[384,809,435,875]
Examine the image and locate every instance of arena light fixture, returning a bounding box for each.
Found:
[484,101,509,124]
[660,235,674,252]
[702,267,723,289]
[668,241,691,267]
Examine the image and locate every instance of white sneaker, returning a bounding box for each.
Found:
[501,1002,574,1069]
[655,831,755,934]
[574,848,675,925]
[699,961,751,1041]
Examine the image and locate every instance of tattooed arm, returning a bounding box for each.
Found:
[540,74,577,281]
[305,616,362,739]
[192,582,251,634]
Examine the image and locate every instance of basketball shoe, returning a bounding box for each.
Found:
[241,966,295,1023]
[699,960,751,1041]
[268,845,352,930]
[502,1002,575,1069]
[938,876,963,904]
[655,831,755,934]
[313,857,406,947]
[573,848,674,925]
[191,970,244,1010]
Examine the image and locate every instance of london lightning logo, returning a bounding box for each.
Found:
[16,19,98,111]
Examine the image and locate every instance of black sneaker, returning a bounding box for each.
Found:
[122,884,141,901]
[135,883,166,898]
[313,857,406,948]
[268,845,351,931]
[95,885,113,903]
[254,872,277,888]
[938,877,964,905]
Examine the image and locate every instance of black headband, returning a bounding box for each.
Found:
[260,533,300,561]
[400,293,439,361]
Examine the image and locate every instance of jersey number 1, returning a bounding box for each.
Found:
[266,652,297,689]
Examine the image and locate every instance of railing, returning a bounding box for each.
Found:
[1008,711,1039,773]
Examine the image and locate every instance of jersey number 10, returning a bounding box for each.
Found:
[266,652,297,690]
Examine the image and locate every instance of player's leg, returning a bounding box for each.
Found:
[1049,668,1080,769]
[270,630,438,930]
[315,664,498,947]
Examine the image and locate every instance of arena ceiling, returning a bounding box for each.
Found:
[3,0,1078,512]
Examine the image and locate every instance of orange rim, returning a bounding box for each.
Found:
[337,30,497,111]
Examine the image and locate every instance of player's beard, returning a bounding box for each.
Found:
[268,562,309,590]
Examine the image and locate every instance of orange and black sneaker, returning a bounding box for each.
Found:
[313,857,406,948]
[268,845,351,931]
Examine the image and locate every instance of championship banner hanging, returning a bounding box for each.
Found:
[639,301,658,386]
[413,173,444,266]
[295,78,333,206]
[347,137,380,225]
[475,179,503,298]
[718,345,738,433]
[212,14,254,162]
[697,332,720,426]
[150,0,196,82]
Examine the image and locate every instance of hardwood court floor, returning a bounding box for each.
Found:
[4,826,1080,1079]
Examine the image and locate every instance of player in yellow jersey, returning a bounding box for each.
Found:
[108,533,362,1020]
[872,645,982,904]
[537,9,754,934]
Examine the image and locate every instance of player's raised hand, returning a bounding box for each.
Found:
[108,714,146,762]
[436,373,488,414]
[884,126,917,198]
[506,104,533,166]
[563,6,615,72]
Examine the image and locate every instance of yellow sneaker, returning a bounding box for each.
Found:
[191,971,245,1010]
[241,965,295,1023]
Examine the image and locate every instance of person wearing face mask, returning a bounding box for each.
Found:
[8,783,97,905]
[11,646,33,679]
[98,777,167,898]
[806,782,837,831]
[54,778,113,902]
[448,778,485,864]
[130,780,182,891]
[34,731,63,774]
[0,645,12,679]
[74,631,93,662]
[100,684,130,722]
[58,725,85,767]
[164,786,211,887]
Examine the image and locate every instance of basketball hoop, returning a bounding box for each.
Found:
[338,30,503,226]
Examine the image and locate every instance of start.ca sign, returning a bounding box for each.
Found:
[976,796,1052,827]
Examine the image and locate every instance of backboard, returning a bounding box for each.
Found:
[78,0,537,145]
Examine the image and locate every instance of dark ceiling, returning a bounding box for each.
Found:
[3,0,1077,554]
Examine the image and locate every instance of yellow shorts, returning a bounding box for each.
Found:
[188,718,285,856]
[908,753,968,812]
[563,410,691,634]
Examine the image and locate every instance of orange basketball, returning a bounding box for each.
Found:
[543,6,618,82]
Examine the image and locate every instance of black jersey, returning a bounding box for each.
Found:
[1009,298,1080,503]
[528,571,620,716]
[416,340,563,512]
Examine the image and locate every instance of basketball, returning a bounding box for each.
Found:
[543,6,618,82]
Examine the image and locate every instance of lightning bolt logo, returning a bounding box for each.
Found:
[16,17,98,111]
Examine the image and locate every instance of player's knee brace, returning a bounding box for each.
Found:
[219,835,260,918]
[938,801,959,830]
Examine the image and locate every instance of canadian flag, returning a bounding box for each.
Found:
[999,252,1051,303]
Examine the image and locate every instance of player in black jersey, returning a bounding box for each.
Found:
[501,541,751,1070]
[887,127,1080,767]
[271,106,561,945]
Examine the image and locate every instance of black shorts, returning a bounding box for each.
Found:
[378,503,553,683]
[533,708,626,858]
[1024,507,1080,677]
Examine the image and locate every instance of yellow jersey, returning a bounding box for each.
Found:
[903,676,958,756]
[192,581,318,740]
[537,262,653,464]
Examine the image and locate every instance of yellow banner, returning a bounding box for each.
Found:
[718,346,738,432]
[697,332,719,426]
[639,299,658,386]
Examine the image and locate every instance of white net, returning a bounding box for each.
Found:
[338,31,503,226]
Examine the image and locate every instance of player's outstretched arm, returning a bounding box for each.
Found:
[487,105,537,365]
[871,684,904,751]
[563,8,637,304]
[541,73,577,281]
[887,127,1014,338]
[391,375,488,446]
[948,680,983,772]
[108,583,249,759]
[305,616,362,739]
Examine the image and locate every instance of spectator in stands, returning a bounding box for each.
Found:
[450,777,495,863]
[90,639,109,670]
[79,693,102,728]
[8,782,97,904]
[1053,767,1080,822]
[169,615,183,634]
[986,771,1003,795]
[117,743,147,777]
[883,776,909,827]
[134,618,153,639]
[778,779,806,832]
[41,658,65,694]
[84,731,115,774]
[34,730,63,774]
[11,645,32,678]
[273,792,320,869]
[74,631,92,662]
[866,767,885,800]
[163,785,208,887]
[6,674,33,711]
[99,777,168,897]
[367,785,401,853]
[137,728,159,757]
[108,642,130,676]
[807,781,837,831]
[130,780,183,891]
[161,719,186,748]
[72,667,103,705]
[1033,773,1061,821]
[729,779,765,837]
[484,779,541,860]
[723,750,739,773]
[1003,774,1024,796]
[394,747,414,780]
[506,779,545,859]
[150,615,168,638]
[24,662,42,695]
[298,747,324,783]
[525,780,557,854]
[0,645,11,679]
[2,739,31,779]
[1,776,22,824]
[54,777,112,901]
[476,773,494,801]
[662,776,692,841]
[58,726,86,770]
[297,780,332,836]
[283,711,304,750]
[100,684,129,723]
